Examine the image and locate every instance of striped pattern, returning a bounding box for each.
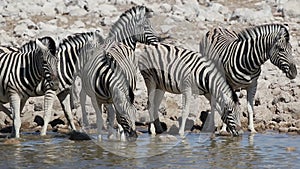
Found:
[80,5,160,141]
[40,31,104,136]
[0,37,57,138]
[82,43,137,141]
[199,24,297,132]
[138,42,240,136]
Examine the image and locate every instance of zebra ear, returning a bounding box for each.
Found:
[283,23,289,31]
[145,7,154,18]
[35,39,48,51]
[94,30,104,43]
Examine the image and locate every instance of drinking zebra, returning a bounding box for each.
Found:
[199,24,297,133]
[80,5,160,141]
[137,42,241,136]
[0,37,58,138]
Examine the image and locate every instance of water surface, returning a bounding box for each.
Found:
[0,131,299,169]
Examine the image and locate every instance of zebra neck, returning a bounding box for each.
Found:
[232,38,269,73]
[108,33,137,51]
[19,51,44,88]
[119,38,136,51]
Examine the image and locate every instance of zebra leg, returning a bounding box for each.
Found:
[220,123,227,133]
[147,88,165,135]
[91,98,103,141]
[147,85,156,135]
[70,78,80,109]
[57,90,77,132]
[41,90,56,136]
[80,88,89,127]
[9,92,22,138]
[117,123,126,142]
[106,104,119,140]
[247,82,257,133]
[0,104,13,120]
[202,94,216,133]
[179,88,192,136]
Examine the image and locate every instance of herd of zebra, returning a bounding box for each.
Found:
[0,5,297,141]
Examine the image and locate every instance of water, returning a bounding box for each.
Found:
[0,131,299,169]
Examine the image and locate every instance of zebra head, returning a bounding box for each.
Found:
[36,37,59,90]
[133,6,159,44]
[108,5,159,49]
[218,91,241,137]
[221,105,241,137]
[113,86,138,142]
[269,25,297,79]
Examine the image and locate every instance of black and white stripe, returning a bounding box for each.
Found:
[199,24,297,133]
[38,31,104,136]
[138,42,240,136]
[80,5,160,141]
[0,37,58,138]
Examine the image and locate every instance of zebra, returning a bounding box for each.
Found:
[137,42,241,136]
[35,30,104,136]
[79,5,160,141]
[0,46,19,53]
[199,23,297,133]
[0,37,58,138]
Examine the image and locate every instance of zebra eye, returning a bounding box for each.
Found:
[278,48,285,53]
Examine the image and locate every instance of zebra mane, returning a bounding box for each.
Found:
[108,5,153,38]
[60,32,94,47]
[20,36,56,55]
[236,24,289,41]
[59,31,105,58]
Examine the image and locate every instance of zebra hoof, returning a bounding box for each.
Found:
[148,119,168,135]
[125,129,138,142]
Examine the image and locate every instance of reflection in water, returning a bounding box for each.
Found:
[0,132,299,168]
[94,133,183,158]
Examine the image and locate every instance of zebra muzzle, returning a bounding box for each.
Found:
[286,64,297,79]
[125,129,138,142]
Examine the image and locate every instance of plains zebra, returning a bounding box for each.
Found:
[80,5,160,141]
[35,30,104,136]
[0,37,58,138]
[199,24,297,133]
[137,42,241,136]
[0,46,19,53]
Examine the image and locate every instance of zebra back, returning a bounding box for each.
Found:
[106,42,137,91]
[0,46,19,53]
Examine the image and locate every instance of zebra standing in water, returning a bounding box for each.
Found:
[199,24,297,133]
[0,37,58,138]
[138,42,241,136]
[36,30,104,136]
[80,5,160,141]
